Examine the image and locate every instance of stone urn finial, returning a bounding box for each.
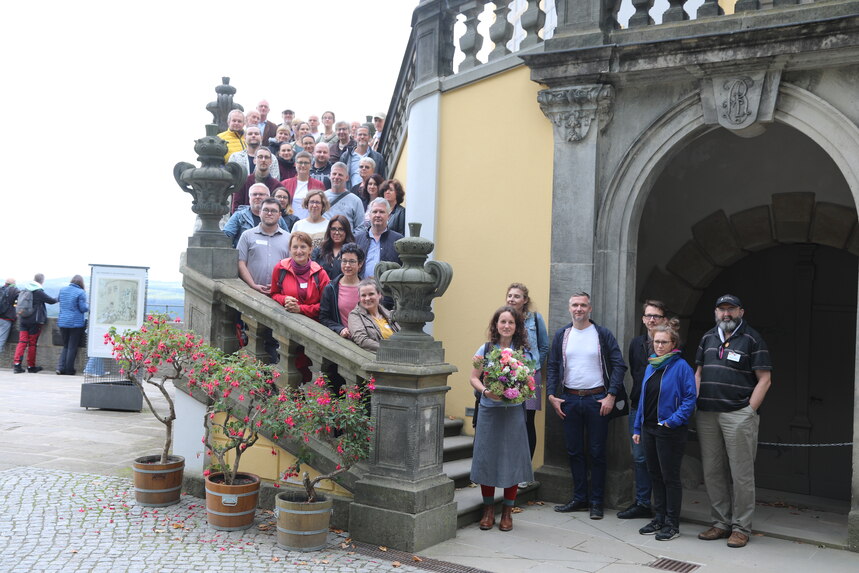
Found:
[374,223,453,365]
[206,77,244,133]
[174,136,245,248]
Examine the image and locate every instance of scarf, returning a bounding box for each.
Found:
[647,349,681,371]
[291,260,312,301]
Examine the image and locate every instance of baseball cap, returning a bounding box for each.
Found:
[715,294,742,308]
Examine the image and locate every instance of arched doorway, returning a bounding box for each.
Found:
[687,244,856,501]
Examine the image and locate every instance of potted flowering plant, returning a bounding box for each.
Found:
[105,313,206,506]
[267,374,375,551]
[476,346,537,404]
[187,349,279,530]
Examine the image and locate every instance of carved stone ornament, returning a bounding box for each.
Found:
[700,68,781,135]
[537,85,614,143]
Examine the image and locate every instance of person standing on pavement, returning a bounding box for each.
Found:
[695,294,772,548]
[617,299,669,521]
[632,322,697,541]
[56,275,89,375]
[0,278,19,355]
[13,273,57,374]
[548,291,628,520]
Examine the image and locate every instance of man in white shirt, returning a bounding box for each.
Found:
[546,292,628,520]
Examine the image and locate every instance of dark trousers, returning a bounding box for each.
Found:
[14,325,41,367]
[641,423,688,527]
[525,409,536,459]
[58,326,85,374]
[560,392,609,505]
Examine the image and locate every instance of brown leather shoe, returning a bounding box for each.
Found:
[727,531,749,548]
[698,526,731,540]
[479,505,495,530]
[499,505,513,531]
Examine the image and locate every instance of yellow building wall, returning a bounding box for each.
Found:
[432,66,553,466]
[391,136,408,184]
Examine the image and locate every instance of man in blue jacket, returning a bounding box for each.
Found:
[547,291,627,519]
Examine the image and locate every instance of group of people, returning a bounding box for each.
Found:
[218,101,405,250]
[2,274,90,376]
[469,289,771,549]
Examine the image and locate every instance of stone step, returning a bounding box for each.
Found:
[453,481,542,529]
[443,416,464,437]
[442,457,473,489]
[442,434,474,463]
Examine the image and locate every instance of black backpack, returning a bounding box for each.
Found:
[0,285,14,316]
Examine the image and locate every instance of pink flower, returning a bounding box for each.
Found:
[503,387,520,399]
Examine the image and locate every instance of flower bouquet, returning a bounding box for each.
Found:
[476,347,537,404]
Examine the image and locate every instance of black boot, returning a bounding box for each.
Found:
[27,366,43,373]
[13,363,25,374]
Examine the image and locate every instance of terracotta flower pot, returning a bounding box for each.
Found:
[132,455,184,507]
[204,472,260,531]
[275,490,333,551]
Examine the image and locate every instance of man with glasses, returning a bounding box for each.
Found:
[237,198,291,294]
[230,147,281,213]
[328,120,355,158]
[617,299,669,520]
[695,294,772,548]
[229,126,281,181]
[281,151,325,219]
[224,184,271,248]
[325,162,364,231]
[340,125,385,188]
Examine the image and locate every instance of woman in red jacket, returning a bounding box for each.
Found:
[270,231,330,319]
[270,231,330,381]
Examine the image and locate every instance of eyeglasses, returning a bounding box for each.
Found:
[308,200,323,206]
[652,340,672,346]
[329,227,345,233]
[296,161,311,166]
[341,259,360,266]
[643,314,665,320]
[261,208,280,215]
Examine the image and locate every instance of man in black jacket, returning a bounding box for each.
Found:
[13,273,57,373]
[0,278,19,355]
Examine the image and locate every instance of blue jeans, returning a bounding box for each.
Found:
[0,319,12,353]
[560,391,609,505]
[628,406,652,507]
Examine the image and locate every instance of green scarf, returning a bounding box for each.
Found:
[648,350,681,371]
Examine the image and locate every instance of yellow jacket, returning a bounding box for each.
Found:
[217,130,246,162]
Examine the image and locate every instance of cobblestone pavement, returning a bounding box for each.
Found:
[0,467,425,573]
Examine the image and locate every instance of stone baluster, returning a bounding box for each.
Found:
[240,315,268,363]
[458,2,484,71]
[487,1,513,60]
[734,0,761,11]
[519,0,546,49]
[662,0,688,22]
[627,0,654,27]
[697,0,723,18]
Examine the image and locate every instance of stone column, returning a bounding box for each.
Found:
[533,83,632,510]
[348,225,458,552]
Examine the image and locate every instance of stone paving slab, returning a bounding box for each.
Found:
[0,467,423,573]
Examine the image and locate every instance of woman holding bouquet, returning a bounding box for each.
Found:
[470,306,537,532]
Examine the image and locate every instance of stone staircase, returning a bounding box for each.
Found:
[443,417,540,528]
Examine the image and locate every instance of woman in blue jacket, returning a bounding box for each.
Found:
[57,275,89,375]
[632,322,697,541]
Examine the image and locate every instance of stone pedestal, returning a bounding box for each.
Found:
[348,363,457,552]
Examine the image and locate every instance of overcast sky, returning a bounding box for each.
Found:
[1,0,417,284]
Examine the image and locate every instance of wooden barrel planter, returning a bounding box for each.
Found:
[132,455,185,507]
[275,490,333,552]
[204,472,260,531]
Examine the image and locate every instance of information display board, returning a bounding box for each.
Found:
[86,264,149,358]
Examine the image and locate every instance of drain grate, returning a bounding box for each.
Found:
[648,557,702,572]
[351,540,493,573]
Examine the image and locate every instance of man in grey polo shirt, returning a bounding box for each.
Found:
[237,198,291,294]
[695,294,772,548]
